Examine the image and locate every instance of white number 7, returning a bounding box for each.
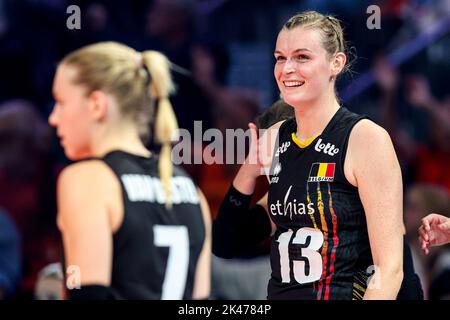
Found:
[154,225,189,299]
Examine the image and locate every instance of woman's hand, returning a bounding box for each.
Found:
[419,213,450,255]
[232,122,263,195]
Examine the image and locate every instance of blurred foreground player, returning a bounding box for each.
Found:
[49,42,211,300]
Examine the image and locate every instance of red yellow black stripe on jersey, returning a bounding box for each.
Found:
[306,163,339,300]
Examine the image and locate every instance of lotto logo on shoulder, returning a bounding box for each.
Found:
[308,163,335,182]
[314,138,339,156]
[275,141,290,157]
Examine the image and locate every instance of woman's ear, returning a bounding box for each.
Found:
[331,52,347,77]
[88,90,108,121]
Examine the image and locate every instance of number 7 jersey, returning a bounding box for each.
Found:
[267,107,373,300]
[101,150,205,299]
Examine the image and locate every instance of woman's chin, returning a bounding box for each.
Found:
[282,93,316,108]
[282,95,304,108]
[64,149,89,161]
[65,152,80,161]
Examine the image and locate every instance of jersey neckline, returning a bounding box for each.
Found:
[102,149,153,161]
[288,106,346,150]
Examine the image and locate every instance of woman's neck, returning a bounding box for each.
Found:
[91,123,151,158]
[293,95,340,141]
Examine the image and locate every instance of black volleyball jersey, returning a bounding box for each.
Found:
[267,107,373,300]
[101,150,205,299]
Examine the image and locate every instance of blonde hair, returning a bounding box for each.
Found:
[282,11,351,75]
[61,42,178,208]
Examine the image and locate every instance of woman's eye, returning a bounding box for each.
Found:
[275,56,286,61]
[297,55,309,60]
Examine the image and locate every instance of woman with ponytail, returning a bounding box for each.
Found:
[214,11,404,300]
[49,42,211,300]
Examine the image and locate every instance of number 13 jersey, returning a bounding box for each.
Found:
[267,107,373,300]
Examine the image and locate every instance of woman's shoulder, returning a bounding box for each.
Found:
[275,118,291,131]
[57,159,118,192]
[56,160,121,230]
[350,119,391,145]
[347,119,397,172]
[263,119,289,140]
[59,159,114,177]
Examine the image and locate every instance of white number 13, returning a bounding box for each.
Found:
[277,227,324,284]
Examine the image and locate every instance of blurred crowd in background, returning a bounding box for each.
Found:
[0,0,449,300]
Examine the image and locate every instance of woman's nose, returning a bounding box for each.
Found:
[283,58,296,74]
[48,105,58,127]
